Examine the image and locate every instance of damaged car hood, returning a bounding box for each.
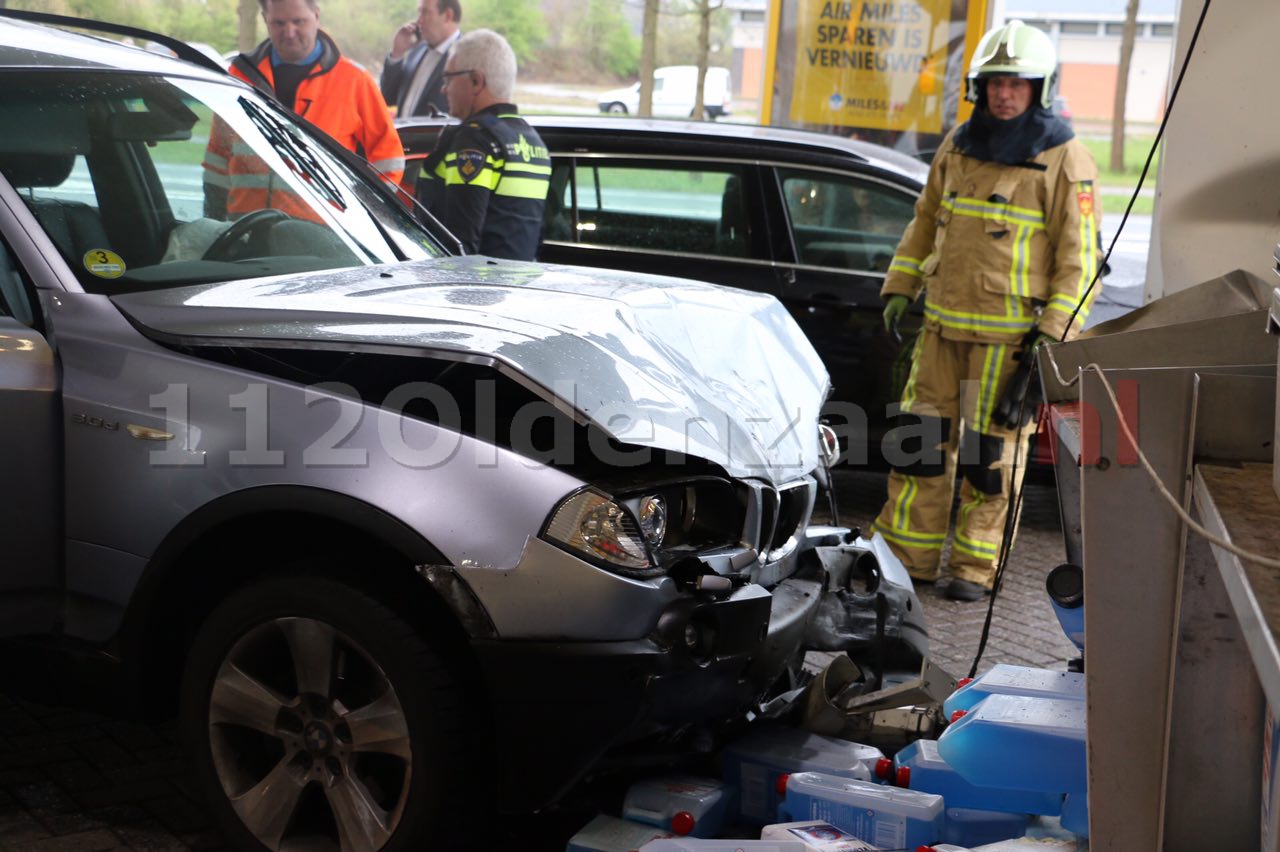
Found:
[112,256,829,481]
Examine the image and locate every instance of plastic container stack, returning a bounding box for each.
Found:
[1060,791,1089,837]
[566,814,675,851]
[622,777,733,838]
[568,657,1094,850]
[759,820,878,850]
[936,694,1087,795]
[775,770,944,849]
[722,725,884,823]
[891,738,1063,816]
[639,842,806,851]
[938,807,1028,847]
[942,664,1084,719]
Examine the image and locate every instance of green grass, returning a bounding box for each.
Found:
[1080,135,1161,217]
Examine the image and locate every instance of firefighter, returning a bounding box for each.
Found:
[204,0,404,220]
[871,20,1101,601]
[414,29,550,261]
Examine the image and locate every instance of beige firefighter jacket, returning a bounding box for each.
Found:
[882,127,1101,343]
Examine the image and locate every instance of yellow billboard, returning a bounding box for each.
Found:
[789,0,957,133]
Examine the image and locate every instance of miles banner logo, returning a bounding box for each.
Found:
[791,0,955,133]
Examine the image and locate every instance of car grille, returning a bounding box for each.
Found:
[770,480,812,552]
[745,477,815,558]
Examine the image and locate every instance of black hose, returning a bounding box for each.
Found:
[969,0,1215,679]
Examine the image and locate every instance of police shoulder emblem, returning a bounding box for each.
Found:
[457,149,487,182]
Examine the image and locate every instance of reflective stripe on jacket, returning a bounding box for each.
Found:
[205,31,404,218]
[882,129,1101,343]
[416,104,551,261]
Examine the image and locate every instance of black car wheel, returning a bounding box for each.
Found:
[179,576,465,851]
[604,101,627,115]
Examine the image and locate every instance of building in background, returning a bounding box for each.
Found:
[726,0,767,104]
[1002,0,1176,124]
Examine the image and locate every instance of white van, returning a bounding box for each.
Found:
[598,65,732,119]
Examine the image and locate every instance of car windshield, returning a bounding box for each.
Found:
[0,71,445,295]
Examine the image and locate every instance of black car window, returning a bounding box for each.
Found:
[553,159,751,259]
[778,168,915,273]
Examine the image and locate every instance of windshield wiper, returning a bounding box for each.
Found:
[240,96,347,213]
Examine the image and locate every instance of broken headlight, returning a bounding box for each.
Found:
[543,481,742,578]
[637,494,667,547]
[544,488,658,578]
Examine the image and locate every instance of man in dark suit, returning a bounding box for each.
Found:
[380,0,462,117]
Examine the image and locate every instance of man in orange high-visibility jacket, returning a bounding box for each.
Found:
[203,0,404,219]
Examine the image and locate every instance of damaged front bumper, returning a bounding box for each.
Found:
[800,529,930,670]
[470,529,928,813]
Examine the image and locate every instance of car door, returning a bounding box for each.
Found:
[0,222,61,635]
[768,166,920,454]
[539,155,780,301]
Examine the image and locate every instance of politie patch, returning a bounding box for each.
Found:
[457,149,487,183]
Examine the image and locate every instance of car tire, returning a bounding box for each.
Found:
[178,575,467,852]
[605,102,627,115]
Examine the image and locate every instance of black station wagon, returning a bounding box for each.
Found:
[397,116,931,461]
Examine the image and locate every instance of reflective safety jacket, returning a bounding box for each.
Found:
[416,104,551,261]
[204,31,404,218]
[882,129,1101,343]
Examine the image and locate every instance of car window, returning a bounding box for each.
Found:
[549,160,752,259]
[778,167,915,273]
[25,155,95,207]
[146,103,216,223]
[0,72,444,295]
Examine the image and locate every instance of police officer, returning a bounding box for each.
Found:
[871,20,1101,601]
[415,29,550,261]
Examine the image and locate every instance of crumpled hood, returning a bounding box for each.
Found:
[113,256,830,482]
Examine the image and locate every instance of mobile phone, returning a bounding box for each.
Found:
[413,22,421,40]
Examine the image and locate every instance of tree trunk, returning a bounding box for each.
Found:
[238,0,259,54]
[691,0,721,118]
[1110,0,1140,173]
[639,0,659,117]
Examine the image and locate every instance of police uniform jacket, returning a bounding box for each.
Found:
[417,104,551,261]
[882,127,1101,343]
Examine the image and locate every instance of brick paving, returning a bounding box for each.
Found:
[0,702,226,851]
[0,469,1075,850]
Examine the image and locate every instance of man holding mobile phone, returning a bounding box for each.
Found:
[381,0,462,117]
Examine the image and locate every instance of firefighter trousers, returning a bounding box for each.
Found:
[871,328,1035,589]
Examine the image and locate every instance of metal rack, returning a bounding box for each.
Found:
[1039,270,1279,849]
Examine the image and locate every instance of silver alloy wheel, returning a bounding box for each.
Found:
[207,616,413,851]
[607,102,627,114]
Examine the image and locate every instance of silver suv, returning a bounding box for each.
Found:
[0,12,926,851]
